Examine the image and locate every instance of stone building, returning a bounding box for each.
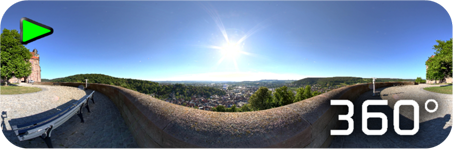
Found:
[1,49,41,83]
[426,55,452,84]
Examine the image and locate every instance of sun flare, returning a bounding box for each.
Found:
[221,42,242,58]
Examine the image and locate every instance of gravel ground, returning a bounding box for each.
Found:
[330,84,452,148]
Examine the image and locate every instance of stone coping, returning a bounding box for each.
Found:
[33,81,414,147]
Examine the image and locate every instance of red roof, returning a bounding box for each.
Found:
[30,52,39,59]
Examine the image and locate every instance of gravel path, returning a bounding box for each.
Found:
[1,84,138,148]
[330,84,452,148]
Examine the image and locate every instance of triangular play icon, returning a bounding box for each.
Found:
[20,17,53,44]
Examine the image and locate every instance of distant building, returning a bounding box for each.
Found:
[223,84,228,90]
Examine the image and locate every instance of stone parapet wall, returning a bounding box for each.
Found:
[32,81,415,147]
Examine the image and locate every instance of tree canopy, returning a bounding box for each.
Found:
[273,86,294,107]
[249,87,273,110]
[294,87,305,102]
[1,29,32,85]
[211,85,323,113]
[49,73,226,99]
[426,39,452,82]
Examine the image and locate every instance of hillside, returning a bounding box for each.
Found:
[48,74,226,99]
[292,77,414,87]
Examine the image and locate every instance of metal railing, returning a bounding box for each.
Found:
[11,91,96,148]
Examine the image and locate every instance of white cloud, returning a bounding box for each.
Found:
[150,72,311,81]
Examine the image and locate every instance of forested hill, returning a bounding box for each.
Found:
[47,74,226,99]
[292,77,414,87]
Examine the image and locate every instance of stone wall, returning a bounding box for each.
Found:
[33,81,415,147]
[28,58,41,82]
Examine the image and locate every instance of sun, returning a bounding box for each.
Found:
[220,42,242,58]
[209,41,250,71]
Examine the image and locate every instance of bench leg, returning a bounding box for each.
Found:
[86,102,91,113]
[78,106,84,123]
[40,126,53,148]
[91,96,95,104]
[42,136,53,148]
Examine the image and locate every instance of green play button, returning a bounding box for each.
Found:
[20,17,53,44]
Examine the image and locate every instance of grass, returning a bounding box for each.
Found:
[423,85,452,94]
[428,83,452,85]
[0,86,42,95]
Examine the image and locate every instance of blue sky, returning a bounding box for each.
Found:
[1,1,451,81]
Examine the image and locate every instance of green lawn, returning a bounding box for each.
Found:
[0,86,42,95]
[427,83,452,85]
[423,85,452,94]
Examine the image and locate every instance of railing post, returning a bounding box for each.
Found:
[372,77,376,96]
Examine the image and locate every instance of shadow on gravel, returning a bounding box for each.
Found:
[382,92,404,97]
[330,87,452,148]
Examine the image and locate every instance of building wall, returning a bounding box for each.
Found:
[28,58,41,82]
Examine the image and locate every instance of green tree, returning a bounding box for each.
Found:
[273,86,294,107]
[426,39,452,82]
[249,87,273,110]
[216,105,226,112]
[1,29,32,86]
[415,77,423,83]
[294,87,305,102]
[312,91,321,96]
[229,104,239,112]
[303,85,312,99]
[426,55,443,82]
[241,104,251,112]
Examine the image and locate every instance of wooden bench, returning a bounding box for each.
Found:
[11,91,95,148]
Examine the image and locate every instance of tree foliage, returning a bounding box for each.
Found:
[211,104,243,112]
[249,87,273,110]
[426,39,452,82]
[240,104,251,112]
[49,74,226,99]
[1,29,32,85]
[211,85,323,113]
[303,85,312,99]
[273,86,294,107]
[293,77,414,87]
[415,77,424,83]
[294,86,305,102]
[426,56,444,81]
